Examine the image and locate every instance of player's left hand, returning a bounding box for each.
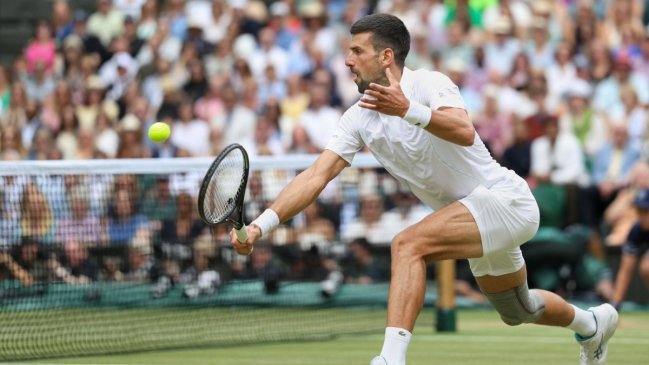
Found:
[359,67,410,117]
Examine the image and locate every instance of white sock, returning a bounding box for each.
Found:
[567,305,597,338]
[379,327,411,365]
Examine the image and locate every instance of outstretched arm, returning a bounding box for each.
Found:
[231,150,349,254]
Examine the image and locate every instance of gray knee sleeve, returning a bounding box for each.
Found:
[484,282,545,326]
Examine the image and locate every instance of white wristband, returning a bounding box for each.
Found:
[403,100,431,128]
[251,209,280,237]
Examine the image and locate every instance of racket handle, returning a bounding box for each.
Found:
[235,225,248,243]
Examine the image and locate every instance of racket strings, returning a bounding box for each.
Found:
[203,150,246,224]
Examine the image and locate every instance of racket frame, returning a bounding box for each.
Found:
[197,143,249,242]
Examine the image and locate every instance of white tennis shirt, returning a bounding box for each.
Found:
[326,67,514,210]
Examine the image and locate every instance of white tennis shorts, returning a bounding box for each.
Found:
[459,174,540,277]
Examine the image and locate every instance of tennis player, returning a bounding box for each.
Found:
[231,13,618,365]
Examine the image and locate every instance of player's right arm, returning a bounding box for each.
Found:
[232,150,348,251]
[269,150,348,223]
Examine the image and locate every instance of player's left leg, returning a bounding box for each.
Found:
[475,263,618,365]
[372,201,484,365]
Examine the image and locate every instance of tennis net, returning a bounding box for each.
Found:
[0,154,436,361]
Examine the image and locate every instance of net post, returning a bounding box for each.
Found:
[435,259,456,332]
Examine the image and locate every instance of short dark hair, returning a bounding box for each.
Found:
[350,13,410,68]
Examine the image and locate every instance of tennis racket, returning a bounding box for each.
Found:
[198,143,250,243]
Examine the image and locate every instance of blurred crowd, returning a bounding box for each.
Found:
[1,0,649,304]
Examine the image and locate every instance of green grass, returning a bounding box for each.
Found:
[10,310,649,365]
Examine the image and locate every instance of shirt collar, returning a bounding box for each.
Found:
[399,67,414,98]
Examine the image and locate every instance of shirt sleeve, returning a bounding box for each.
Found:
[622,223,641,256]
[325,107,364,165]
[426,72,466,110]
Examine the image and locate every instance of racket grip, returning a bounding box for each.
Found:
[235,225,248,243]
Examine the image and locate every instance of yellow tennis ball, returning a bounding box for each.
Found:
[148,122,171,142]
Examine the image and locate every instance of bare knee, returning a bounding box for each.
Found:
[391,230,441,263]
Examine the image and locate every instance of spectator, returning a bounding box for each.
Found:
[87,0,125,47]
[179,235,221,297]
[159,192,203,247]
[124,228,161,282]
[257,65,287,105]
[0,239,43,286]
[113,0,146,20]
[50,240,99,284]
[75,75,117,130]
[20,183,56,244]
[291,201,336,252]
[22,61,57,103]
[593,52,649,112]
[297,84,340,152]
[136,0,159,40]
[55,106,79,160]
[209,84,255,146]
[170,99,209,157]
[632,31,649,79]
[162,0,188,41]
[0,66,9,116]
[24,20,56,75]
[76,127,105,159]
[2,125,27,159]
[236,241,285,282]
[545,41,578,106]
[241,115,284,157]
[440,22,473,69]
[525,17,555,71]
[484,16,521,77]
[52,0,74,43]
[342,193,395,246]
[116,114,151,158]
[141,176,176,222]
[107,188,148,246]
[99,52,139,101]
[611,188,649,309]
[604,162,649,246]
[71,10,107,62]
[248,27,289,81]
[608,85,648,150]
[473,85,512,160]
[193,73,226,123]
[382,190,432,238]
[531,116,590,188]
[592,123,641,204]
[558,79,607,158]
[343,238,388,284]
[94,111,119,158]
[182,60,208,102]
[57,186,105,246]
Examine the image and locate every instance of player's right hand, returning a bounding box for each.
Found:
[230,225,261,256]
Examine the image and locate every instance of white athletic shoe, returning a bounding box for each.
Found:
[576,303,619,365]
[369,356,388,365]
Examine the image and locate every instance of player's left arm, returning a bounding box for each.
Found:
[359,67,474,146]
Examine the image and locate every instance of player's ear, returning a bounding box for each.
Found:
[381,48,394,67]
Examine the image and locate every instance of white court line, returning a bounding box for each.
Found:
[1,363,141,365]
[2,335,647,365]
[348,334,649,345]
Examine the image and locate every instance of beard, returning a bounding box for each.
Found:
[354,74,389,94]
